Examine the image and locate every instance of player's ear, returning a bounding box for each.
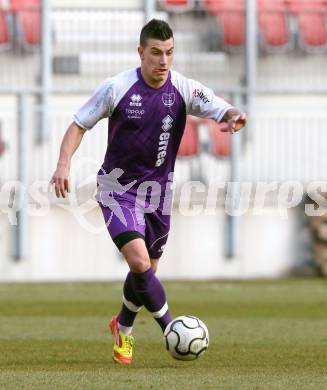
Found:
[138,46,144,60]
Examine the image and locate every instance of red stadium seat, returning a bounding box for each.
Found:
[258,0,292,51]
[200,119,231,158]
[178,117,199,157]
[11,0,41,47]
[178,117,202,181]
[204,0,245,49]
[0,8,10,48]
[288,0,327,13]
[203,0,233,14]
[160,0,195,12]
[288,1,327,51]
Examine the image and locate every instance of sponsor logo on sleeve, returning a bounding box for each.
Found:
[89,85,112,116]
[193,89,210,104]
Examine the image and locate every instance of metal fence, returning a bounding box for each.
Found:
[1,0,327,259]
[0,2,326,182]
[1,1,327,92]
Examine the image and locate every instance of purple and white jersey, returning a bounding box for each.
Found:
[73,67,233,195]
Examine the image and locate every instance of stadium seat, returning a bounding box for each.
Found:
[258,0,292,51]
[159,0,195,12]
[288,1,327,52]
[177,116,202,181]
[203,0,227,14]
[178,116,199,157]
[203,0,245,49]
[11,0,40,48]
[205,119,231,158]
[0,8,10,49]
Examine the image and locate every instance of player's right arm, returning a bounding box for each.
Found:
[50,122,86,198]
[50,78,115,198]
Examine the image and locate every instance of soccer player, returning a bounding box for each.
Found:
[50,19,246,365]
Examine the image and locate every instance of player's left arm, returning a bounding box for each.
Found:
[179,74,247,133]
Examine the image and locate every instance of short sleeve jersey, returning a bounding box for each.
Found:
[74,67,233,194]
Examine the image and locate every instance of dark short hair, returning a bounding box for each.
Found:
[140,19,173,47]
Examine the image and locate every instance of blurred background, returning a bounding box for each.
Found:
[0,0,327,281]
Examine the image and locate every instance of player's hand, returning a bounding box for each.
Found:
[221,111,247,134]
[49,164,70,198]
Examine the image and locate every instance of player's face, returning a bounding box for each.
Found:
[138,38,174,88]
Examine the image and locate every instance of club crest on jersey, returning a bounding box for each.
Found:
[130,94,142,107]
[162,93,175,107]
[193,89,210,104]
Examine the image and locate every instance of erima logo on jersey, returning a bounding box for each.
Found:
[155,115,173,167]
[193,89,210,104]
[130,94,142,107]
[162,93,175,107]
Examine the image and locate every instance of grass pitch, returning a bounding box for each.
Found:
[1,279,327,389]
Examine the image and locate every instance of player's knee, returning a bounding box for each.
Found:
[121,238,150,273]
[128,253,150,273]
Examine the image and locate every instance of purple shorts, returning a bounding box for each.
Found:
[98,191,171,259]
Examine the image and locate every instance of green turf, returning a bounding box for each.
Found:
[1,279,327,389]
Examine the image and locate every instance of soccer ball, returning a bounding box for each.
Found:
[163,315,209,361]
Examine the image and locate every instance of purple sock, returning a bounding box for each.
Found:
[131,267,172,332]
[117,272,143,327]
